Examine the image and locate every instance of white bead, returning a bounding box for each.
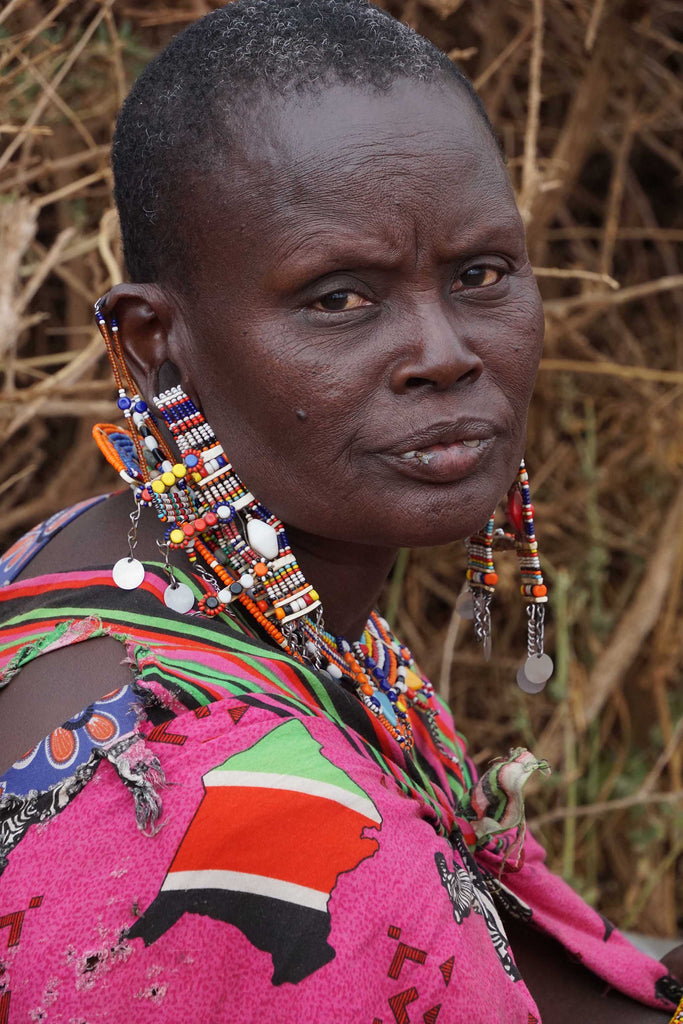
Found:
[239,573,254,589]
[217,587,235,604]
[327,663,343,679]
[161,460,173,473]
[246,518,279,560]
[119,470,134,484]
[144,435,157,451]
[133,412,145,428]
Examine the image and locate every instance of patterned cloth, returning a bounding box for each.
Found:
[0,501,681,1023]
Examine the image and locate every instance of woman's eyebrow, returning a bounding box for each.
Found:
[268,229,406,279]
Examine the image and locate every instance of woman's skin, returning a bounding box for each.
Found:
[1,76,680,1020]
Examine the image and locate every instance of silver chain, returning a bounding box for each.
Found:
[126,502,141,560]
[156,539,179,589]
[193,562,220,592]
[472,589,492,646]
[526,603,545,658]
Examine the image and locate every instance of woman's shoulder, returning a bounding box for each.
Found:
[1,490,147,586]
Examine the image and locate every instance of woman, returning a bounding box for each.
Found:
[0,1,681,1021]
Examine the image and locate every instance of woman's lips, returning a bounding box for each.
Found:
[385,437,494,482]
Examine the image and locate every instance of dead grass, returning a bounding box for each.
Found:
[1,0,681,936]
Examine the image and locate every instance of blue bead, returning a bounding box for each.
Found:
[134,400,148,413]
[373,664,388,679]
[379,679,391,693]
[376,691,397,725]
[365,656,377,669]
[185,454,199,467]
[117,397,131,410]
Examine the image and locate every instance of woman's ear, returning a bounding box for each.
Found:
[102,283,175,400]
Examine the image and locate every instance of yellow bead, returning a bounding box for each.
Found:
[404,669,423,691]
[162,471,176,487]
[169,529,184,545]
[151,478,165,494]
[309,590,319,602]
[173,463,186,478]
[193,472,202,483]
[397,696,408,713]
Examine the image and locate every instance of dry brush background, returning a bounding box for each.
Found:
[1,0,682,937]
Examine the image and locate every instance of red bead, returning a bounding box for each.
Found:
[507,488,523,535]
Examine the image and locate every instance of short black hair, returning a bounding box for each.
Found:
[113,0,495,286]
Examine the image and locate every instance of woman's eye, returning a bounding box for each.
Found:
[312,290,370,312]
[453,266,504,290]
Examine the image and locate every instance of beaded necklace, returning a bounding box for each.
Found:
[92,305,434,752]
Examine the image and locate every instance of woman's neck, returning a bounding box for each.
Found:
[283,525,398,642]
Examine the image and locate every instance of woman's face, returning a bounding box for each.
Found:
[173,78,544,550]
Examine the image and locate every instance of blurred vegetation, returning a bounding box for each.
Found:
[1,0,681,937]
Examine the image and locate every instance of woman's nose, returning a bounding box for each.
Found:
[389,302,483,394]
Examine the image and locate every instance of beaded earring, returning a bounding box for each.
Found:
[512,460,553,691]
[458,460,553,691]
[455,516,496,660]
[152,384,323,630]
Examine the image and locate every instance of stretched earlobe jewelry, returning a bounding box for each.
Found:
[459,460,553,690]
[458,516,497,661]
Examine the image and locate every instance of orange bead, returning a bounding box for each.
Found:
[532,584,547,597]
[275,607,286,620]
[361,683,374,696]
[483,572,498,586]
[254,562,269,577]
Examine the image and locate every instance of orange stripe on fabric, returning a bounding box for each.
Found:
[168,786,379,893]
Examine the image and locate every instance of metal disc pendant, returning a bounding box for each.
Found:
[164,581,195,613]
[524,653,554,684]
[112,557,145,590]
[455,591,474,620]
[516,666,547,694]
[482,633,492,662]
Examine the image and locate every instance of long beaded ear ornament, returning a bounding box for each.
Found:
[459,459,554,692]
[91,301,442,753]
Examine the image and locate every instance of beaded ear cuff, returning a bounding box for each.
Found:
[91,301,451,752]
[457,460,553,692]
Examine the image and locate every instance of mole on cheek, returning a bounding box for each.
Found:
[296,409,307,421]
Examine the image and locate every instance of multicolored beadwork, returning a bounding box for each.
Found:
[92,302,429,750]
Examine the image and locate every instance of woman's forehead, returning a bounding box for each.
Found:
[193,80,516,269]
[235,78,500,182]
